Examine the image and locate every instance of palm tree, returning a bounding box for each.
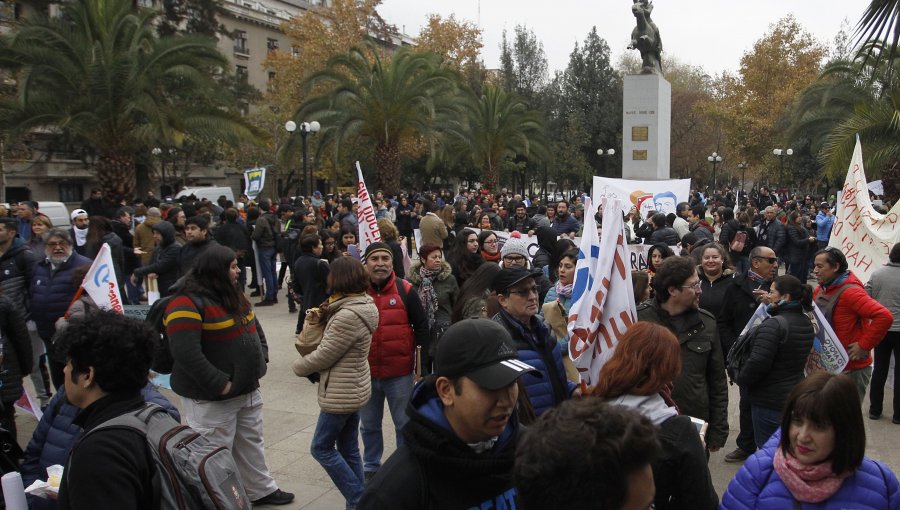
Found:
[855,0,900,68]
[0,0,262,199]
[291,46,460,195]
[461,85,547,191]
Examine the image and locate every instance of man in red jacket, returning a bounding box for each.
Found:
[813,247,893,400]
[360,242,430,481]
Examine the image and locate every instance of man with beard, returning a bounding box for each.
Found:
[359,242,430,482]
[29,229,91,388]
[177,216,219,279]
[359,319,538,509]
[637,256,729,453]
[550,200,580,238]
[69,209,90,256]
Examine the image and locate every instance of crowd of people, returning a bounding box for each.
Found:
[2,183,900,509]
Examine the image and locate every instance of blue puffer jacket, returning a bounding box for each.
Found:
[21,383,180,510]
[29,253,92,343]
[721,430,900,509]
[492,310,576,417]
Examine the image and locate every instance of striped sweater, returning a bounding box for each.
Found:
[164,294,268,401]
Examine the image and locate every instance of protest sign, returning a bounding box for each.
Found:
[82,243,124,313]
[592,176,691,218]
[828,138,900,283]
[567,198,636,388]
[356,162,381,254]
[243,167,266,200]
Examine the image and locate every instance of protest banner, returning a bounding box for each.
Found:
[828,138,900,283]
[567,198,636,388]
[592,176,691,218]
[243,167,266,200]
[81,243,124,313]
[356,162,381,254]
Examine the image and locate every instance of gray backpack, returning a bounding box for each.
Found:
[76,403,251,509]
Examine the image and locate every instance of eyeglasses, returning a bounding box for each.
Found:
[679,281,702,291]
[752,256,778,264]
[507,286,539,297]
[503,255,525,262]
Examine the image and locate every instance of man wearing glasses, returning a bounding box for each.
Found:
[716,246,778,463]
[491,267,579,418]
[637,256,729,454]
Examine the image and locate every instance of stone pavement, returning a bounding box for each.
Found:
[16,286,900,509]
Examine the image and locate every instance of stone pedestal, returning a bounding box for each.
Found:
[621,74,671,180]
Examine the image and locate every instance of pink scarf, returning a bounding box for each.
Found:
[773,447,850,503]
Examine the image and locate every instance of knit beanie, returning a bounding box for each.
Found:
[500,231,529,260]
[363,241,393,262]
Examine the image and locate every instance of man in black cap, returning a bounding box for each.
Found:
[360,241,430,481]
[358,319,538,510]
[492,266,579,418]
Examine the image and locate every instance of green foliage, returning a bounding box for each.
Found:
[0,0,263,199]
[854,0,900,71]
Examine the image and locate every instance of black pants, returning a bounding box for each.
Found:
[736,386,756,453]
[0,400,16,441]
[870,330,900,418]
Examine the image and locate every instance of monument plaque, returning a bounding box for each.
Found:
[632,126,649,142]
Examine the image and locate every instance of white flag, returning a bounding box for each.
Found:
[567,198,637,388]
[355,162,381,254]
[81,243,125,313]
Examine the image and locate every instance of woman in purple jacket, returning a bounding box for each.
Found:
[721,372,900,509]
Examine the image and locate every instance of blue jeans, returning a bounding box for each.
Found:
[257,247,277,300]
[311,411,364,509]
[359,374,413,473]
[125,273,144,305]
[751,404,782,448]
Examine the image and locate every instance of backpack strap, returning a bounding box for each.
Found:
[773,315,791,345]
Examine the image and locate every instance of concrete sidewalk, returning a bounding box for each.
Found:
[18,287,900,509]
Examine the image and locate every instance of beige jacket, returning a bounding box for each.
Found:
[419,212,448,247]
[134,215,161,265]
[292,293,379,413]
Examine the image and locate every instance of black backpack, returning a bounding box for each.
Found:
[146,294,200,374]
[726,315,789,385]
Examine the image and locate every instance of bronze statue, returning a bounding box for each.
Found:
[627,0,663,75]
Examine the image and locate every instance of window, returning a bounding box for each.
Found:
[267,72,276,92]
[233,30,248,55]
[291,46,300,58]
[267,38,279,52]
[59,183,84,203]
[236,65,248,83]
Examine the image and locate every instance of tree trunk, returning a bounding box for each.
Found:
[96,151,136,202]
[483,161,499,193]
[374,142,401,195]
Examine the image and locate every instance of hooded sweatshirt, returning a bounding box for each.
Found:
[358,382,519,510]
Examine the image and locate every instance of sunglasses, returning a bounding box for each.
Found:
[752,256,778,264]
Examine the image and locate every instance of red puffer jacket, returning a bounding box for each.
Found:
[814,271,893,371]
[367,274,417,378]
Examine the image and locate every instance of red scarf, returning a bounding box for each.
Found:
[481,249,501,262]
[773,447,850,503]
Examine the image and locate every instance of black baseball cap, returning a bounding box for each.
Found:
[491,266,543,294]
[434,319,541,390]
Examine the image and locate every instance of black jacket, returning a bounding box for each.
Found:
[176,237,219,278]
[636,301,729,449]
[736,304,815,410]
[133,222,181,297]
[698,270,734,320]
[0,296,32,403]
[717,273,771,355]
[648,226,679,246]
[0,237,36,316]
[58,391,154,510]
[292,253,330,333]
[213,222,251,258]
[784,224,812,265]
[655,415,719,510]
[358,382,519,510]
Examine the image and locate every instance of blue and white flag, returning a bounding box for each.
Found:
[567,198,636,388]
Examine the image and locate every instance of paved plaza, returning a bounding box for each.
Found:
[17,286,900,509]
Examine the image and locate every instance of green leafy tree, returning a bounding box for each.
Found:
[292,46,460,195]
[499,25,549,104]
[0,0,262,199]
[461,85,547,191]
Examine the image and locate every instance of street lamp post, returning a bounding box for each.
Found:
[707,152,722,191]
[596,148,616,180]
[737,161,747,194]
[152,147,174,197]
[773,148,793,194]
[285,120,321,197]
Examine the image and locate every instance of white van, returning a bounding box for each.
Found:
[175,187,235,204]
[3,201,70,227]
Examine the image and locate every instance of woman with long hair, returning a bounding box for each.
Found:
[477,230,501,264]
[722,373,900,509]
[337,227,358,257]
[594,322,719,510]
[28,215,52,255]
[447,228,484,288]
[785,210,816,281]
[319,230,341,263]
[450,263,501,322]
[695,242,734,319]
[646,243,674,278]
[165,244,293,506]
[542,248,579,382]
[293,257,378,509]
